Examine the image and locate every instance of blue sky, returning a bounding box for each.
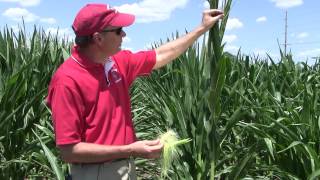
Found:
[1,0,319,62]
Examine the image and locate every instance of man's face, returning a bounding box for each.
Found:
[98,26,126,55]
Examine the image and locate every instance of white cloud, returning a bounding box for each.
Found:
[3,8,39,22]
[203,1,210,9]
[10,25,20,34]
[45,27,74,41]
[116,0,188,23]
[253,49,268,56]
[256,16,267,23]
[225,45,239,54]
[123,37,131,43]
[297,32,308,39]
[202,0,224,9]
[247,49,281,61]
[0,0,40,7]
[266,52,280,61]
[3,8,56,24]
[270,0,303,9]
[223,34,237,44]
[226,18,243,30]
[297,48,320,57]
[122,47,135,52]
[40,18,56,24]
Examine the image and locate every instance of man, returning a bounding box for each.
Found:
[46,3,224,180]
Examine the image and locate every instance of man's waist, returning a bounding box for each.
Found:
[72,157,132,166]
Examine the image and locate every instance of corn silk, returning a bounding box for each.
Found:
[159,130,191,177]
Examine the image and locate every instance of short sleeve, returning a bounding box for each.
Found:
[112,50,156,85]
[47,84,85,146]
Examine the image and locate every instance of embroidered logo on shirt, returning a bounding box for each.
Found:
[104,58,122,86]
[111,68,122,83]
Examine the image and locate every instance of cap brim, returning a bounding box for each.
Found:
[109,13,135,27]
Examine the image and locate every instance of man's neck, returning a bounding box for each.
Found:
[78,46,110,65]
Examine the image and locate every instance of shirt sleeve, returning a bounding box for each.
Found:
[47,83,85,146]
[112,50,156,86]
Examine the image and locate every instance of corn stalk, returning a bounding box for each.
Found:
[0,25,69,179]
[206,0,232,179]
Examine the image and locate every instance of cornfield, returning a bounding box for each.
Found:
[1,0,320,179]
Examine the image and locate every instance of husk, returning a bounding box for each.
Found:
[159,130,191,177]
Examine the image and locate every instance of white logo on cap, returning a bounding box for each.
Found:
[107,4,118,13]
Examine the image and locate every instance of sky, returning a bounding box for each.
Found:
[1,0,319,63]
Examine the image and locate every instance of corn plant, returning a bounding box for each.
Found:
[133,46,320,180]
[133,0,237,179]
[1,2,320,179]
[132,0,320,179]
[0,25,69,179]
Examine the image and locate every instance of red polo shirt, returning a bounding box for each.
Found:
[46,47,156,146]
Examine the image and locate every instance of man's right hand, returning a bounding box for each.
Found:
[58,140,163,163]
[128,139,163,159]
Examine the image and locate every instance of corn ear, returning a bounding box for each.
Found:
[159,130,191,177]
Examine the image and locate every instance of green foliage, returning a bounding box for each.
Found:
[1,1,320,179]
[131,1,320,180]
[0,25,69,179]
[133,43,320,180]
[132,43,320,180]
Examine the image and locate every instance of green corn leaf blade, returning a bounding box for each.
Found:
[221,106,244,142]
[228,147,255,179]
[264,138,275,160]
[34,124,55,139]
[277,141,304,154]
[308,169,320,180]
[33,130,64,180]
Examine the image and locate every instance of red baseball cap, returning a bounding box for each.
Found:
[72,4,135,36]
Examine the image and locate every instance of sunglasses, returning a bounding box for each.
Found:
[101,27,123,35]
